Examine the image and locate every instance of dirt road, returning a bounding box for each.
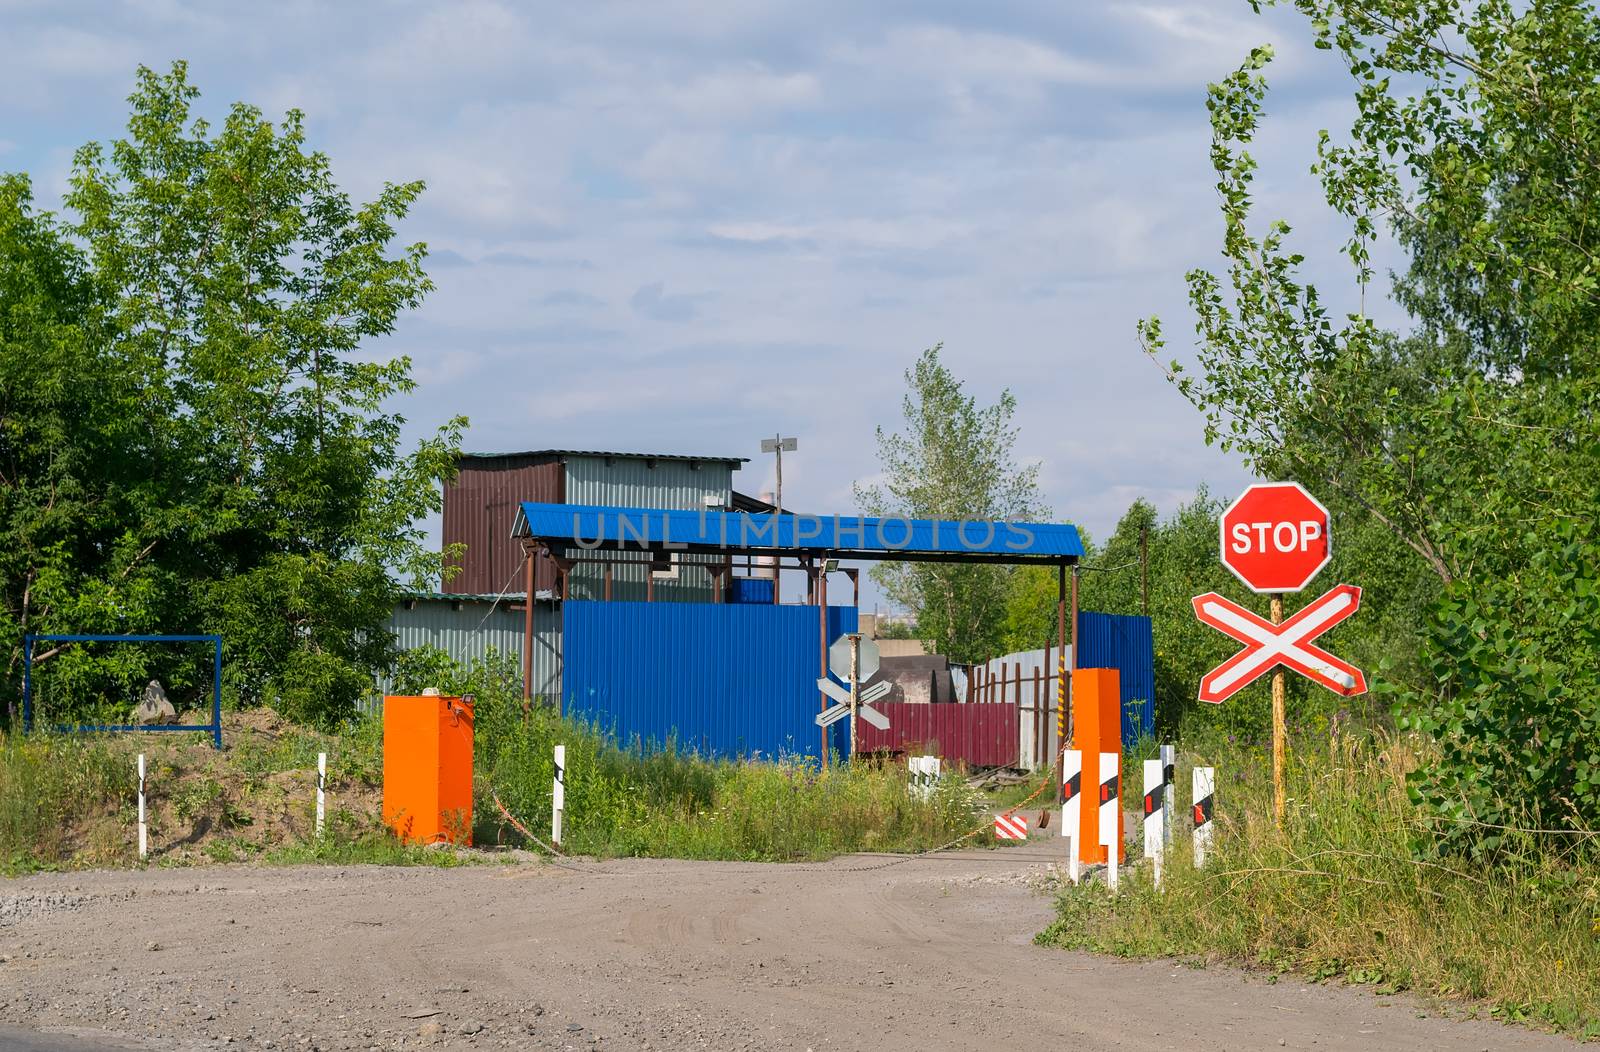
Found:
[0,845,1580,1051]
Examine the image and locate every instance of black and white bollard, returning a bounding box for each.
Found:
[552,744,566,848]
[1099,751,1120,891]
[1143,758,1165,889]
[137,753,148,861]
[1161,742,1176,848]
[1193,766,1216,867]
[1061,748,1082,884]
[316,752,327,837]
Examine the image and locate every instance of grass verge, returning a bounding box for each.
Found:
[2,651,1001,871]
[1035,731,1600,1038]
[474,688,995,861]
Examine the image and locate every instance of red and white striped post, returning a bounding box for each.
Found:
[1193,766,1216,867]
[1099,751,1120,891]
[1142,758,1165,889]
[1061,749,1082,884]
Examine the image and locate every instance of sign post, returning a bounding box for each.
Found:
[1208,482,1354,826]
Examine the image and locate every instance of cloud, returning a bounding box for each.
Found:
[0,0,1364,607]
[630,282,703,322]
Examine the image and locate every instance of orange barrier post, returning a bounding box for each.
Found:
[382,695,475,845]
[1072,668,1123,865]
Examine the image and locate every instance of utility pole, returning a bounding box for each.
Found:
[759,434,797,603]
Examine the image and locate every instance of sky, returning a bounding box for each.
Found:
[0,1,1381,604]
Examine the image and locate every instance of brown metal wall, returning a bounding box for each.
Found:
[443,456,562,594]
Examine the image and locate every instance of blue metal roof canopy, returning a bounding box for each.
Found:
[512,501,1084,564]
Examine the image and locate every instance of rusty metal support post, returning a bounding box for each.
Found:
[522,544,535,711]
[1056,561,1068,798]
[1140,522,1150,617]
[818,564,829,767]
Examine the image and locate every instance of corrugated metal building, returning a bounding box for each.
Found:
[389,448,752,706]
[562,600,857,761]
[442,450,746,601]
[380,593,563,704]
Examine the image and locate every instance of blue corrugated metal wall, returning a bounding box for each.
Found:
[561,601,857,761]
[1078,611,1156,744]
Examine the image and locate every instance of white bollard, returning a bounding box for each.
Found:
[1161,742,1176,848]
[1099,751,1120,891]
[1061,748,1082,884]
[137,753,148,860]
[552,744,566,848]
[1143,758,1165,890]
[1193,766,1216,868]
[316,752,327,837]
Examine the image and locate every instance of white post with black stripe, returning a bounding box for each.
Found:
[1161,742,1176,847]
[137,753,148,861]
[1193,766,1216,868]
[1099,751,1120,891]
[1142,758,1165,889]
[316,752,327,837]
[552,744,566,848]
[1060,748,1082,884]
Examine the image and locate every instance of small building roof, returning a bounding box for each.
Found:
[512,501,1083,565]
[460,449,748,465]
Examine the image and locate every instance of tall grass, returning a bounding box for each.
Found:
[0,732,132,873]
[472,688,988,860]
[1037,730,1600,1037]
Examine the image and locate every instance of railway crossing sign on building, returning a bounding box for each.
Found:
[1219,482,1332,594]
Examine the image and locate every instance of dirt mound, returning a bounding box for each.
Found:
[46,711,385,868]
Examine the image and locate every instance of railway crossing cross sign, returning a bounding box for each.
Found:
[1193,585,1368,704]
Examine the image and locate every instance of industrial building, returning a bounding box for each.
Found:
[384,445,1153,767]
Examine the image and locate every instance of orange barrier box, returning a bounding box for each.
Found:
[1072,668,1124,865]
[382,695,474,845]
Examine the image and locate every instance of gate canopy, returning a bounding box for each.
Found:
[513,501,1084,566]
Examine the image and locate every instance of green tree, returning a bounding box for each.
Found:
[856,345,1047,663]
[4,63,463,727]
[1141,2,1600,841]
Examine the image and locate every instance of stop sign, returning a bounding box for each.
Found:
[1219,482,1332,593]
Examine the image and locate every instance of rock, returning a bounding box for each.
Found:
[459,1020,485,1035]
[131,680,178,725]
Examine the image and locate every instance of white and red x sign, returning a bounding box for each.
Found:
[1193,584,1368,704]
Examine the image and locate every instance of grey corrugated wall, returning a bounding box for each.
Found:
[377,597,562,703]
[562,455,737,603]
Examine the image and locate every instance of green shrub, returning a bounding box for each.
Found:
[1397,519,1600,853]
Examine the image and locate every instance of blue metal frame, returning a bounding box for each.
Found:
[22,634,224,750]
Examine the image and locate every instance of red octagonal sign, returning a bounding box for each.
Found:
[1219,482,1332,594]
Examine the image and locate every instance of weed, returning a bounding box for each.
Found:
[1035,729,1600,1038]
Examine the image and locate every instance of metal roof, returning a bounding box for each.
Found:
[513,501,1083,564]
[460,449,748,464]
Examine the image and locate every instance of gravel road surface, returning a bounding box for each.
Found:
[0,844,1580,1051]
